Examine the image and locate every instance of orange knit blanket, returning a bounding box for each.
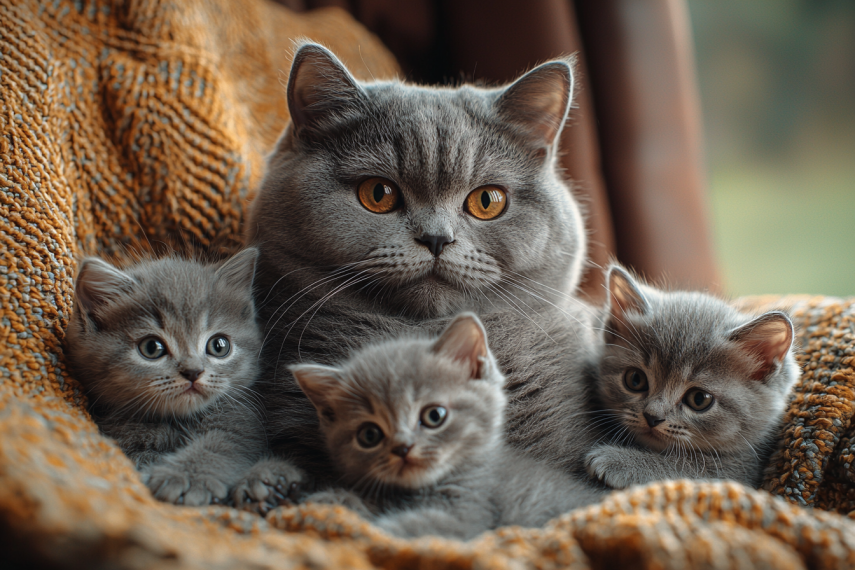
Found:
[1,1,854,568]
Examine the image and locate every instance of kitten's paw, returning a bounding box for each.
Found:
[232,457,306,515]
[141,463,229,506]
[585,445,645,490]
[305,488,373,519]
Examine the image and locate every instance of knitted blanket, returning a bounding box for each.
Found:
[1,1,854,568]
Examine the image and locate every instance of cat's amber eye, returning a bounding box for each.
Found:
[356,422,385,448]
[357,178,400,214]
[139,337,167,359]
[623,368,649,392]
[683,388,714,412]
[420,405,447,428]
[465,186,507,220]
[206,335,231,358]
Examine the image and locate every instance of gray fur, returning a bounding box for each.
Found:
[64,249,280,505]
[582,265,801,489]
[291,314,604,540]
[246,43,592,483]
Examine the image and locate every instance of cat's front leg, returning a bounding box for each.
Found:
[232,456,307,514]
[585,444,702,489]
[141,430,254,506]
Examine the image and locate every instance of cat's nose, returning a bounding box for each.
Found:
[180,368,204,382]
[415,234,453,257]
[391,444,413,458]
[643,412,666,428]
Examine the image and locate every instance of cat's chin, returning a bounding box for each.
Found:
[383,276,468,319]
[381,461,447,491]
[632,429,673,453]
[157,392,219,419]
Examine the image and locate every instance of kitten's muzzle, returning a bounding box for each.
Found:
[391,444,413,458]
[643,412,666,428]
[180,368,204,383]
[415,234,454,257]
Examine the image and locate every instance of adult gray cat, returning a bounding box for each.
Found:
[581,265,800,489]
[65,249,298,506]
[291,314,604,539]
[239,42,595,505]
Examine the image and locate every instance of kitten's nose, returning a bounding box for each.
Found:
[391,444,413,458]
[643,412,666,428]
[415,234,453,257]
[180,368,204,382]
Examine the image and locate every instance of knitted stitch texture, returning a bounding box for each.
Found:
[1,1,854,568]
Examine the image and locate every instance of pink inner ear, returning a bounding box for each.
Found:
[433,315,489,379]
[733,318,793,381]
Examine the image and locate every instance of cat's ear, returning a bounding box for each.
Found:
[604,264,649,341]
[728,311,794,381]
[216,247,258,293]
[74,258,136,316]
[287,43,365,136]
[496,57,575,149]
[432,313,489,380]
[290,363,343,421]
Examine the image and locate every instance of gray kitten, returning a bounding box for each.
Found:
[241,42,593,502]
[290,314,604,540]
[582,265,801,489]
[64,249,288,506]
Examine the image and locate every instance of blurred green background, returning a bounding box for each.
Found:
[688,0,855,297]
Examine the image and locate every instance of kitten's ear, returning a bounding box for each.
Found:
[604,264,649,341]
[74,258,136,316]
[216,247,258,293]
[728,311,794,381]
[290,363,343,421]
[432,313,489,380]
[287,43,365,136]
[496,57,575,149]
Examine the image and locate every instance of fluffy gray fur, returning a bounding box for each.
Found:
[581,264,801,489]
[243,42,594,500]
[290,314,604,540]
[64,249,279,506]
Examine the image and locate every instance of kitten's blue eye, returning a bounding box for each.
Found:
[206,335,231,358]
[356,423,384,448]
[623,368,649,392]
[683,388,714,412]
[420,405,447,428]
[138,337,166,359]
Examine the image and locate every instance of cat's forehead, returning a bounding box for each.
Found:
[330,84,540,200]
[629,292,747,374]
[115,259,249,329]
[343,340,472,410]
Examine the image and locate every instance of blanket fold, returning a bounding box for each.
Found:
[2,1,854,568]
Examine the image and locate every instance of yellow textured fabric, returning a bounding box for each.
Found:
[1,1,854,568]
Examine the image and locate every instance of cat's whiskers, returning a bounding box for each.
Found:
[489,281,556,342]
[268,269,372,373]
[257,260,369,311]
[292,270,380,360]
[499,275,589,333]
[260,262,371,357]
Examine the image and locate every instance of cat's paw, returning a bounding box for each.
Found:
[232,457,306,515]
[585,445,648,490]
[141,462,229,506]
[304,488,373,519]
